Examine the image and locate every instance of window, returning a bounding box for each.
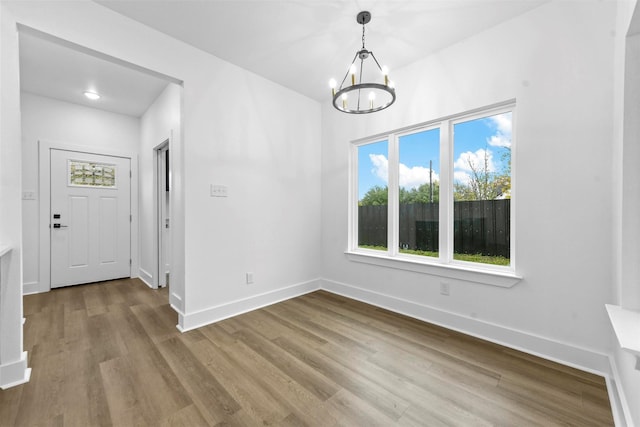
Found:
[350,102,515,278]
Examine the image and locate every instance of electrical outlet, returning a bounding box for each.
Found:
[246,272,254,284]
[440,282,450,296]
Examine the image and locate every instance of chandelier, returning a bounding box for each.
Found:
[329,11,396,114]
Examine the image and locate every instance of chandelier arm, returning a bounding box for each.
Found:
[339,52,360,89]
[357,56,365,111]
[368,51,385,72]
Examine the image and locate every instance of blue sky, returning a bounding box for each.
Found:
[358,112,512,200]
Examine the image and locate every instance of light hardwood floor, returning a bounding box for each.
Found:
[0,278,614,426]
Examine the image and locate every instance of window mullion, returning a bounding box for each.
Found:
[348,142,359,251]
[388,134,399,256]
[439,121,452,263]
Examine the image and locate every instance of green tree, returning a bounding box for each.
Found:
[360,182,441,206]
[359,185,388,206]
[400,181,440,204]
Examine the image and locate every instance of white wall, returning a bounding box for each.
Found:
[321,1,616,372]
[139,83,183,309]
[20,92,141,293]
[3,1,322,332]
[182,67,322,322]
[0,3,29,388]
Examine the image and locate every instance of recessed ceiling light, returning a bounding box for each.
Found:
[83,91,100,100]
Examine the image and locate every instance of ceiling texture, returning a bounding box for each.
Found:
[19,1,546,116]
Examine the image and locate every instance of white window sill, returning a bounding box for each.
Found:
[606,304,640,370]
[345,250,522,288]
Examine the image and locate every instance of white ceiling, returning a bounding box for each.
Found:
[19,28,171,117]
[19,1,546,116]
[97,0,545,102]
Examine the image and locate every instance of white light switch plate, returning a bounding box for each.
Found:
[22,191,36,200]
[210,184,228,197]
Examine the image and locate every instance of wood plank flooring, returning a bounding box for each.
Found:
[0,278,614,426]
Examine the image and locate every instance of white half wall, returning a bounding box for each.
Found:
[0,3,29,389]
[20,92,140,293]
[611,0,640,424]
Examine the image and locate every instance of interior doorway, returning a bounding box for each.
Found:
[156,140,171,289]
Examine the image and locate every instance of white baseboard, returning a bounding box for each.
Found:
[0,351,31,389]
[178,279,321,332]
[608,354,633,427]
[138,268,153,288]
[22,281,40,295]
[320,278,612,377]
[170,292,183,313]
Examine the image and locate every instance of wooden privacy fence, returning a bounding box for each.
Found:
[359,199,510,258]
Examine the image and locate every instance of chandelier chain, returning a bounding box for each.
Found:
[362,23,366,49]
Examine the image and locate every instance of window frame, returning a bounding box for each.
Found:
[347,100,521,287]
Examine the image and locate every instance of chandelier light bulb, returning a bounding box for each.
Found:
[369,91,376,108]
[329,78,337,96]
[84,91,100,100]
[382,66,389,86]
[342,93,348,108]
[350,64,357,85]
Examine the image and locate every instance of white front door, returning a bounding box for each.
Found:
[50,149,131,288]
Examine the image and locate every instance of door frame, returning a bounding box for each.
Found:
[153,136,171,290]
[35,140,138,294]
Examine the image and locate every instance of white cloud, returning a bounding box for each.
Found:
[490,113,512,135]
[369,154,389,183]
[454,149,496,174]
[487,134,511,148]
[454,170,471,186]
[486,113,512,148]
[369,153,439,189]
[399,164,439,190]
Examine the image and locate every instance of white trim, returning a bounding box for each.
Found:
[0,352,31,389]
[177,279,321,332]
[170,292,183,314]
[138,268,153,289]
[606,304,640,365]
[608,355,633,427]
[440,121,453,264]
[153,137,171,291]
[345,250,521,287]
[22,281,39,295]
[37,140,138,294]
[388,135,399,256]
[320,278,611,376]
